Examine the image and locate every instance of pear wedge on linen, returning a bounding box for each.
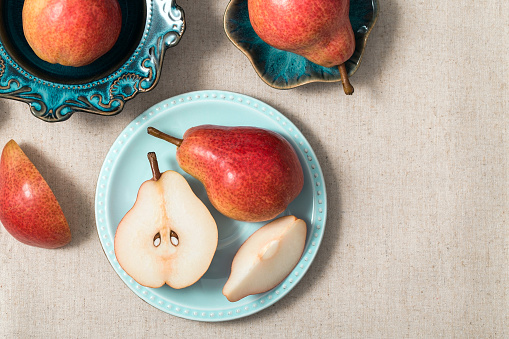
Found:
[223,215,306,302]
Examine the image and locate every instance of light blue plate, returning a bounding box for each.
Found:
[95,90,327,321]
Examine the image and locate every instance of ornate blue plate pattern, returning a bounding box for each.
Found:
[95,91,327,321]
[0,0,185,122]
[224,0,379,89]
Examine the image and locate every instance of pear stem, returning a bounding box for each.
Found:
[338,63,354,95]
[147,152,161,181]
[147,127,183,147]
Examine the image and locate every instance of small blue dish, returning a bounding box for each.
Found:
[224,0,379,89]
[0,0,185,122]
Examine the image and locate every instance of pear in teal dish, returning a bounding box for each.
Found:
[0,0,185,122]
[224,0,379,90]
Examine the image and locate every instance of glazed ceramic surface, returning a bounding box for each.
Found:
[224,0,379,89]
[0,0,185,122]
[95,90,327,321]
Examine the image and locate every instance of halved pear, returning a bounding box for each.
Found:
[223,215,307,302]
[114,153,218,289]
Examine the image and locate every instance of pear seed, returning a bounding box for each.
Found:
[153,232,161,247]
[170,231,179,246]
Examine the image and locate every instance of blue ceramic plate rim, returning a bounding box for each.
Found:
[94,90,327,322]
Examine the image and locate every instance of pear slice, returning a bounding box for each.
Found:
[223,215,307,302]
[0,140,71,248]
[114,153,218,289]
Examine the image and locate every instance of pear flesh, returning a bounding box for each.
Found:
[114,163,218,289]
[223,215,307,302]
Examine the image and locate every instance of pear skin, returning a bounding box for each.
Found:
[248,0,355,94]
[22,0,122,66]
[0,140,71,249]
[148,126,304,222]
[248,0,355,67]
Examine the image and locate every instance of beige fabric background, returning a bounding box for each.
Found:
[0,0,507,337]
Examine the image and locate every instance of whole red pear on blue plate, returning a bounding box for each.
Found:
[248,0,355,94]
[0,140,71,249]
[22,0,122,67]
[148,125,304,222]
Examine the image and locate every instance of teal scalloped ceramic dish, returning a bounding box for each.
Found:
[95,90,327,321]
[224,0,379,89]
[0,0,185,122]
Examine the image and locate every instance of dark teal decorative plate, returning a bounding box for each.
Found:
[0,0,185,122]
[224,0,379,89]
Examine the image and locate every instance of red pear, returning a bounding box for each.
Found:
[0,140,71,248]
[148,125,304,222]
[248,0,355,94]
[22,0,122,67]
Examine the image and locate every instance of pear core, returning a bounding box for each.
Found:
[260,239,280,260]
